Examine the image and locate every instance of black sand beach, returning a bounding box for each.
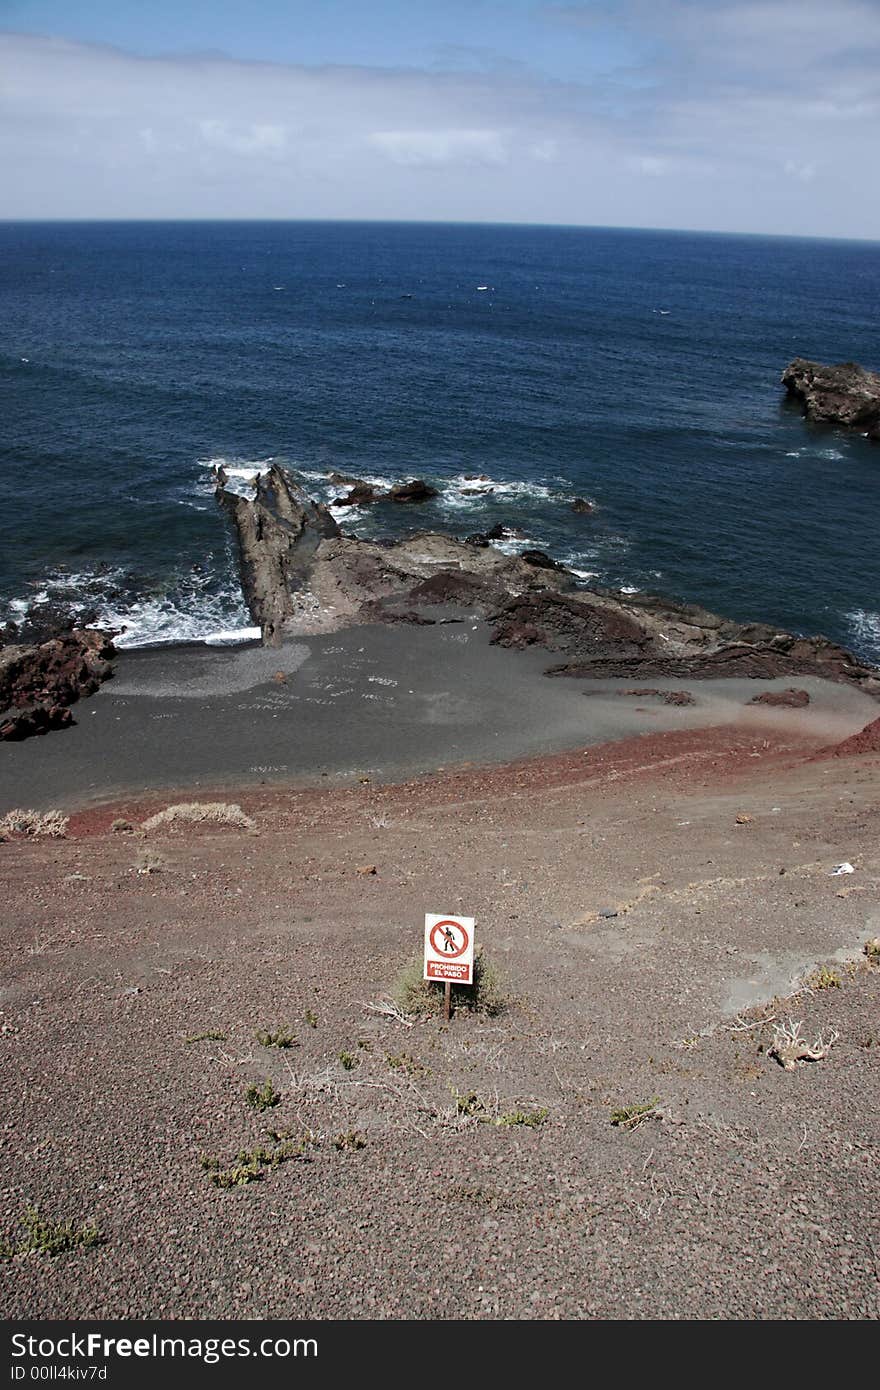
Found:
[2,621,877,809]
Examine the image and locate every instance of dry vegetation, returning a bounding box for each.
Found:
[141,802,255,832]
[0,808,68,839]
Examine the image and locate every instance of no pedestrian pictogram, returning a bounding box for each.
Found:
[424,914,475,988]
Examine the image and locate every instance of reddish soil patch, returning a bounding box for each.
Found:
[822,715,880,758]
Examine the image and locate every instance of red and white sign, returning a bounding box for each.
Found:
[424,913,475,985]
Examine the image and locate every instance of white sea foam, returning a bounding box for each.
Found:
[2,565,255,652]
[204,455,277,500]
[204,627,262,646]
[439,474,561,511]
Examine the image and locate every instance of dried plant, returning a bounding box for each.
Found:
[769,1018,839,1071]
[141,802,255,832]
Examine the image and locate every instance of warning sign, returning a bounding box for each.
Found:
[424,914,475,985]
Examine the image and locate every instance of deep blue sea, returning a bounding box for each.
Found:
[1,220,878,657]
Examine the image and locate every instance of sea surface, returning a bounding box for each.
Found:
[1,220,878,658]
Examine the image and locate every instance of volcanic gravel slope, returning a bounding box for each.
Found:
[1,725,879,1320]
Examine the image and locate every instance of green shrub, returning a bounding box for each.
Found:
[245,1079,281,1111]
[0,1207,104,1258]
[256,1028,297,1049]
[392,947,508,1019]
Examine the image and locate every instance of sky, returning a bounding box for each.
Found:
[1,0,879,237]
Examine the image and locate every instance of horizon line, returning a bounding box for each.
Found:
[1,216,878,247]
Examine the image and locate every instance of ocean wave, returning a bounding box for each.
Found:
[845,609,880,662]
[202,455,277,500]
[438,474,567,512]
[1,566,255,651]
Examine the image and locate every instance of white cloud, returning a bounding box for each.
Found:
[629,155,669,177]
[198,120,287,156]
[369,128,508,167]
[784,160,816,184]
[0,25,876,237]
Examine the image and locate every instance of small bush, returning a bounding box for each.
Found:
[0,809,68,839]
[256,1028,297,1049]
[304,1009,318,1029]
[0,1207,103,1259]
[496,1108,548,1129]
[110,818,133,834]
[385,1052,429,1077]
[212,1163,263,1189]
[186,1030,227,1044]
[391,947,508,1019]
[453,1090,488,1119]
[809,966,841,991]
[333,1130,366,1151]
[863,938,880,963]
[610,1098,660,1131]
[245,1079,281,1111]
[204,1138,310,1189]
[141,802,255,832]
[134,848,166,875]
[337,1051,358,1071]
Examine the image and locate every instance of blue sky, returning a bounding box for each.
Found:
[2,1,640,77]
[2,1,879,236]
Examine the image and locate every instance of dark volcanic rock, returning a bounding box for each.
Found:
[0,629,115,741]
[335,483,378,507]
[465,524,525,547]
[214,470,879,696]
[216,464,340,645]
[405,571,506,608]
[571,497,595,514]
[387,479,439,503]
[521,549,566,571]
[492,592,649,659]
[781,358,880,441]
[492,590,879,693]
[749,687,811,708]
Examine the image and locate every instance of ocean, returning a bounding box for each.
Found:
[1,220,878,658]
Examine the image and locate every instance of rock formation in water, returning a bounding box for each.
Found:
[216,466,341,645]
[781,358,880,440]
[0,629,115,740]
[216,463,880,694]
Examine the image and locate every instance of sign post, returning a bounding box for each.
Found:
[424,914,475,1021]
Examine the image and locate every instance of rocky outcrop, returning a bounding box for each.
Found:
[571,497,595,514]
[216,466,879,694]
[217,464,574,644]
[749,687,810,708]
[387,479,438,503]
[326,476,439,508]
[334,482,379,508]
[781,358,880,440]
[491,589,879,692]
[0,629,115,741]
[216,465,340,645]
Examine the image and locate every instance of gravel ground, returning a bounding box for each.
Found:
[1,725,878,1320]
